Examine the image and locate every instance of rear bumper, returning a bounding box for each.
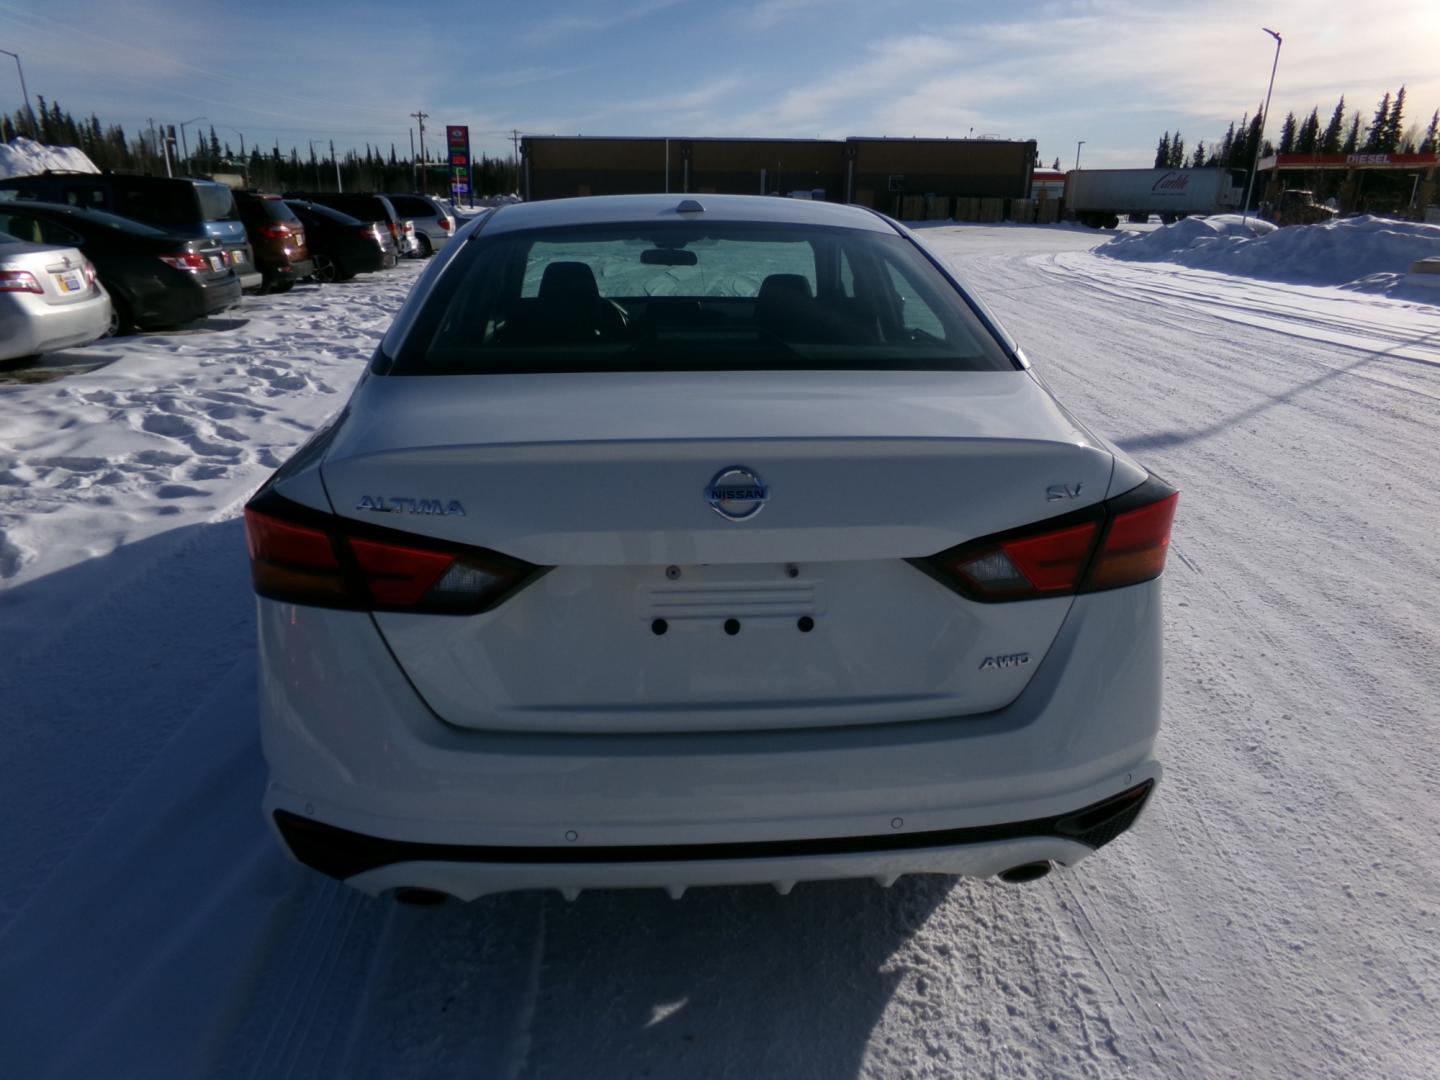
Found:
[200,276,243,315]
[271,780,1154,899]
[0,290,110,358]
[259,579,1166,897]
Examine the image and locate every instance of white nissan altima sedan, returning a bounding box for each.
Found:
[245,194,1177,903]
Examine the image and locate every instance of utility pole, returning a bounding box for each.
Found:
[1075,140,1085,170]
[409,128,417,191]
[0,49,35,138]
[331,139,342,193]
[410,111,429,194]
[1242,27,1283,224]
[512,129,521,194]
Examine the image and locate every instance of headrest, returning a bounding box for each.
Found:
[539,261,600,304]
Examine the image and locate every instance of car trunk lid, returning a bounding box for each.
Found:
[321,370,1114,733]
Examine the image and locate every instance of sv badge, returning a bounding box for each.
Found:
[1046,483,1083,502]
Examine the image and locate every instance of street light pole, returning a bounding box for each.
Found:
[0,48,36,137]
[410,111,429,194]
[1074,141,1085,170]
[1242,27,1282,224]
[177,115,207,173]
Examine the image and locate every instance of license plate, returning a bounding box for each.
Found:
[54,269,85,293]
[294,232,304,247]
[209,255,225,272]
[230,249,247,265]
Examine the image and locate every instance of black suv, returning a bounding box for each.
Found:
[287,192,407,258]
[0,173,261,290]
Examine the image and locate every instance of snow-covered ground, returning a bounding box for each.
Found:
[2,227,1439,1078]
[0,136,99,179]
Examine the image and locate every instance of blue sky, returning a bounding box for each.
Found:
[1,0,1436,168]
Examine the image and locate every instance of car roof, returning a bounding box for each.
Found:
[480,194,896,236]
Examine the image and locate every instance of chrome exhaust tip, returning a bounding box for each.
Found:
[997,861,1052,884]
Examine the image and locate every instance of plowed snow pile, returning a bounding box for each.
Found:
[1100,213,1440,297]
[0,136,99,178]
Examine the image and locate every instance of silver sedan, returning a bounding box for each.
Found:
[0,233,111,363]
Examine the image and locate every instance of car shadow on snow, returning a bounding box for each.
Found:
[328,874,955,1079]
[2,516,955,1079]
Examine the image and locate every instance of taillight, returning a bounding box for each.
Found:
[0,269,43,294]
[82,260,97,286]
[438,217,452,232]
[917,476,1178,602]
[1085,488,1179,591]
[243,493,544,614]
[261,223,293,240]
[158,252,209,272]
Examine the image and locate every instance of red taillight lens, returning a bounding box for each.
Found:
[1085,491,1178,591]
[244,494,543,614]
[438,217,452,231]
[919,477,1178,602]
[82,260,97,286]
[261,223,293,240]
[244,508,351,606]
[158,252,209,272]
[0,269,43,294]
[349,537,455,607]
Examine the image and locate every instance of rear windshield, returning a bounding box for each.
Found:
[196,184,240,222]
[245,196,301,223]
[288,201,360,225]
[314,195,389,221]
[392,221,1014,375]
[388,195,436,217]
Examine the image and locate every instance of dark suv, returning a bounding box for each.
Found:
[0,173,261,290]
[234,192,315,293]
[288,192,412,258]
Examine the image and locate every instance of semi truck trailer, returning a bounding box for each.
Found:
[1065,168,1246,228]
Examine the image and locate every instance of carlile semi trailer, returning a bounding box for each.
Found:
[1065,168,1246,228]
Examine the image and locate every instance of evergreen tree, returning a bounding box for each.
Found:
[1190,141,1205,168]
[1244,109,1263,163]
[1219,121,1236,165]
[1,114,13,142]
[1277,112,1297,154]
[1421,110,1439,153]
[1295,108,1320,153]
[1051,156,1059,170]
[1320,96,1345,153]
[1363,92,1391,151]
[1382,85,1406,151]
[1342,112,1360,153]
[1154,131,1170,169]
[1168,132,1185,167]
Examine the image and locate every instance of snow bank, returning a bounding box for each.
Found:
[1099,213,1440,295]
[0,137,100,179]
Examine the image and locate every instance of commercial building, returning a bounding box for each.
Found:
[1257,151,1439,217]
[520,135,1036,217]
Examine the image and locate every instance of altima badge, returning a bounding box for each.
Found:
[705,466,768,521]
[356,495,466,516]
[1046,483,1083,501]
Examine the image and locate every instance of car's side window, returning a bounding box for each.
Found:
[0,212,41,243]
[37,220,84,246]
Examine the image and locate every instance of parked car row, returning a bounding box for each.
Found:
[0,170,456,363]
